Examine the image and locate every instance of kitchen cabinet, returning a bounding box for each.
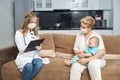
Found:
[89,0,112,10]
[53,0,89,10]
[53,0,71,9]
[70,0,112,10]
[34,0,53,11]
[31,0,112,11]
[71,0,89,10]
[53,0,112,10]
[99,0,112,10]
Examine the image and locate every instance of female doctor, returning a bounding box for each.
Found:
[15,12,42,80]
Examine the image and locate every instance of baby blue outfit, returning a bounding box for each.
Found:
[71,46,99,65]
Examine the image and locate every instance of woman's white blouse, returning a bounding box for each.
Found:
[73,31,105,51]
[15,30,41,72]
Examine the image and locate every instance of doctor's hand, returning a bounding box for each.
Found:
[35,45,42,51]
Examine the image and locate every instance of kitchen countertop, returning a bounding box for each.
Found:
[40,27,113,30]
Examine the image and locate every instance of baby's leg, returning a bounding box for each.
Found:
[71,55,79,63]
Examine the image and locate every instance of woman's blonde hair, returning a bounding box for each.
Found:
[20,12,39,37]
[80,16,95,28]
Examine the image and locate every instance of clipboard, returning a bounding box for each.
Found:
[24,39,44,53]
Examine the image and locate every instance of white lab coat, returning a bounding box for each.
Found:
[15,30,42,72]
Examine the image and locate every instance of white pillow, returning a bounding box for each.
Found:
[55,52,74,59]
[37,50,56,58]
[38,34,56,58]
[104,54,120,59]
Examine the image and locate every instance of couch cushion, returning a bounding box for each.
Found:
[34,57,71,80]
[1,58,71,80]
[37,34,56,57]
[102,59,120,80]
[53,34,76,54]
[1,60,22,80]
[36,57,90,80]
[101,35,120,54]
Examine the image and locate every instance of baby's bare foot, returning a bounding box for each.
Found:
[64,59,71,66]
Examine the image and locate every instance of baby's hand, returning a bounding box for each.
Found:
[80,49,85,53]
[78,52,85,58]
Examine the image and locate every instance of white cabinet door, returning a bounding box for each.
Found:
[89,0,112,10]
[99,0,112,10]
[34,0,53,11]
[88,0,99,10]
[53,0,71,9]
[53,0,89,10]
[72,0,112,10]
[71,0,89,10]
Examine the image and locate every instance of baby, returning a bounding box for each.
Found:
[64,36,99,66]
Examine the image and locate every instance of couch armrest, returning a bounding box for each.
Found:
[0,45,18,80]
[0,59,2,80]
[0,45,18,65]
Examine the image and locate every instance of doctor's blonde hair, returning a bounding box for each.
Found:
[20,12,39,37]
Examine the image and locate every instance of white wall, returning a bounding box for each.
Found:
[113,0,120,35]
[0,0,15,48]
